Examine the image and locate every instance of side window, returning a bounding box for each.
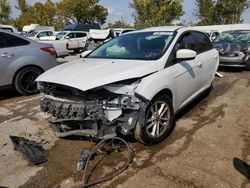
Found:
[67,33,75,38]
[193,32,213,53]
[178,32,198,52]
[2,33,30,47]
[38,32,47,37]
[48,31,53,36]
[0,34,7,48]
[76,33,86,38]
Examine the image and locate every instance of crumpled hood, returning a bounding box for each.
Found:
[36,58,158,91]
[213,42,250,56]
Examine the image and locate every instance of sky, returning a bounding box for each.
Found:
[8,0,250,24]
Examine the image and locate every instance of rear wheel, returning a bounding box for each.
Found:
[135,94,174,145]
[14,66,42,95]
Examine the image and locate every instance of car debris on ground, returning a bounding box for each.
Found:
[9,136,47,165]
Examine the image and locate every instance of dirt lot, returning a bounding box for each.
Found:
[0,61,250,187]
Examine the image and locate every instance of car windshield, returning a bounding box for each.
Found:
[88,31,174,60]
[28,31,38,37]
[213,31,250,43]
[56,32,67,39]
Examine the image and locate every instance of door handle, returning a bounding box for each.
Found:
[1,53,14,58]
[197,62,202,68]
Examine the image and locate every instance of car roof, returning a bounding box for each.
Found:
[223,30,250,33]
[114,28,135,31]
[0,29,49,45]
[130,26,207,35]
[142,26,183,32]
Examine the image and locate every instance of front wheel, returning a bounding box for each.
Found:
[14,66,42,95]
[135,94,174,145]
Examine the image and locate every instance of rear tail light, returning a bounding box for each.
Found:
[41,47,57,56]
[66,43,69,50]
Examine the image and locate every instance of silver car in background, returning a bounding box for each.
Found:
[0,30,58,95]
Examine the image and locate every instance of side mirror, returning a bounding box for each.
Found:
[65,36,70,39]
[176,49,197,60]
[80,50,92,58]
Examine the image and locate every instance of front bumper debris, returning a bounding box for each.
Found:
[40,94,146,139]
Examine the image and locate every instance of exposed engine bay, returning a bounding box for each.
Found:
[38,80,147,139]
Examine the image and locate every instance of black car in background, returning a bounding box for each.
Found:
[212,30,250,70]
[63,23,101,32]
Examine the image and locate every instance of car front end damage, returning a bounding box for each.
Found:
[213,43,250,69]
[38,80,148,139]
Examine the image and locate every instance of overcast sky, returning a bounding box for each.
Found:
[8,0,250,24]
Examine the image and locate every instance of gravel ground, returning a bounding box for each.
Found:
[0,59,249,188]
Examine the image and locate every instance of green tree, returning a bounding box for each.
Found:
[195,0,250,25]
[56,0,108,24]
[0,0,11,24]
[130,0,184,29]
[15,0,59,30]
[107,18,132,28]
[15,0,28,13]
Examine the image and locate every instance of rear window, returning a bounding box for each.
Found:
[0,34,7,48]
[2,32,30,47]
[193,32,213,53]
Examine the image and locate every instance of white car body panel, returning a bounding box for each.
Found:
[39,40,69,57]
[36,58,158,92]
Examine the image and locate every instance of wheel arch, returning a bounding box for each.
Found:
[151,88,173,102]
[12,65,44,86]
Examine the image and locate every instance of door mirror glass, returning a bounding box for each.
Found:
[176,49,197,60]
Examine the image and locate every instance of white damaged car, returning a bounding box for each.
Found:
[36,26,219,145]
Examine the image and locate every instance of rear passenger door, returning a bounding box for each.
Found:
[193,31,219,89]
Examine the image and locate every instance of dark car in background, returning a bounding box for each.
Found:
[212,30,250,70]
[63,23,101,32]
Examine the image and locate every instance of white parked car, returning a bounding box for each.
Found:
[39,31,89,53]
[36,26,219,144]
[28,30,55,40]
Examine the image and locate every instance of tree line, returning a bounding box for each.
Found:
[0,0,249,31]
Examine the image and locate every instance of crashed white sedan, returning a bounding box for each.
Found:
[36,26,219,145]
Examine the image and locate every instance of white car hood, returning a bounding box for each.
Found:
[36,58,158,91]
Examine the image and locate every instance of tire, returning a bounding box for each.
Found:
[135,94,174,145]
[246,60,250,71]
[14,66,43,95]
